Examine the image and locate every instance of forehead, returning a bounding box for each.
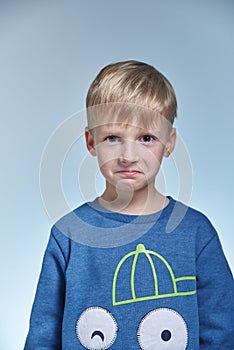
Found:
[87,102,171,130]
[94,123,151,133]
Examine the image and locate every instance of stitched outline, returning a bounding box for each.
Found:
[76,306,118,350]
[112,244,196,306]
[137,308,188,350]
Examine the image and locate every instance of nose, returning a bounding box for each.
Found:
[119,140,139,165]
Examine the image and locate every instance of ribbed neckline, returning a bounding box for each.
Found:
[87,196,175,224]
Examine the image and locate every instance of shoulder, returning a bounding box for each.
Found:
[167,197,215,231]
[171,198,218,255]
[50,200,103,247]
[183,203,214,228]
[51,201,91,233]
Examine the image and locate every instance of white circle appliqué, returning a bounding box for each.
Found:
[76,307,118,349]
[137,308,188,350]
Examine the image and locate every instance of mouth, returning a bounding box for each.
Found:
[115,170,143,177]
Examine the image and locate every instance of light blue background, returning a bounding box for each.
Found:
[1,1,233,348]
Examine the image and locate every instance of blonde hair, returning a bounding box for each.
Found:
[86,60,177,130]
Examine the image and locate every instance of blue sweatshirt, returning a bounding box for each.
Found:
[24,197,234,349]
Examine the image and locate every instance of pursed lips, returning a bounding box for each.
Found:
[115,169,143,176]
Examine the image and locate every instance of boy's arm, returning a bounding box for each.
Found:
[24,228,67,349]
[196,232,234,348]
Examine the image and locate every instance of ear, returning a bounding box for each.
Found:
[85,127,96,156]
[164,127,176,158]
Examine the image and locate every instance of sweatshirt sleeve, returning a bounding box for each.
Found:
[196,229,234,349]
[24,227,68,349]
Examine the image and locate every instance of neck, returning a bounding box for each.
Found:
[98,183,169,215]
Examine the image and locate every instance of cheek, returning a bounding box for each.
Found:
[96,151,116,171]
[143,147,164,164]
[96,145,120,168]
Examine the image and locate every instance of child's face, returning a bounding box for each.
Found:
[85,122,176,196]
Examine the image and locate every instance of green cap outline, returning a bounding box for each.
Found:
[112,244,196,306]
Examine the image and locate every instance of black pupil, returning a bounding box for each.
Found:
[161,329,172,342]
[143,135,151,142]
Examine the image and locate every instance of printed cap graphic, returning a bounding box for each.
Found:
[112,244,196,306]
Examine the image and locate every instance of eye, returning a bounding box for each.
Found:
[137,308,188,350]
[139,135,155,143]
[76,307,118,349]
[105,135,121,143]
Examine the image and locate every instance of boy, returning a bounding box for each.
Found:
[24,60,234,349]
